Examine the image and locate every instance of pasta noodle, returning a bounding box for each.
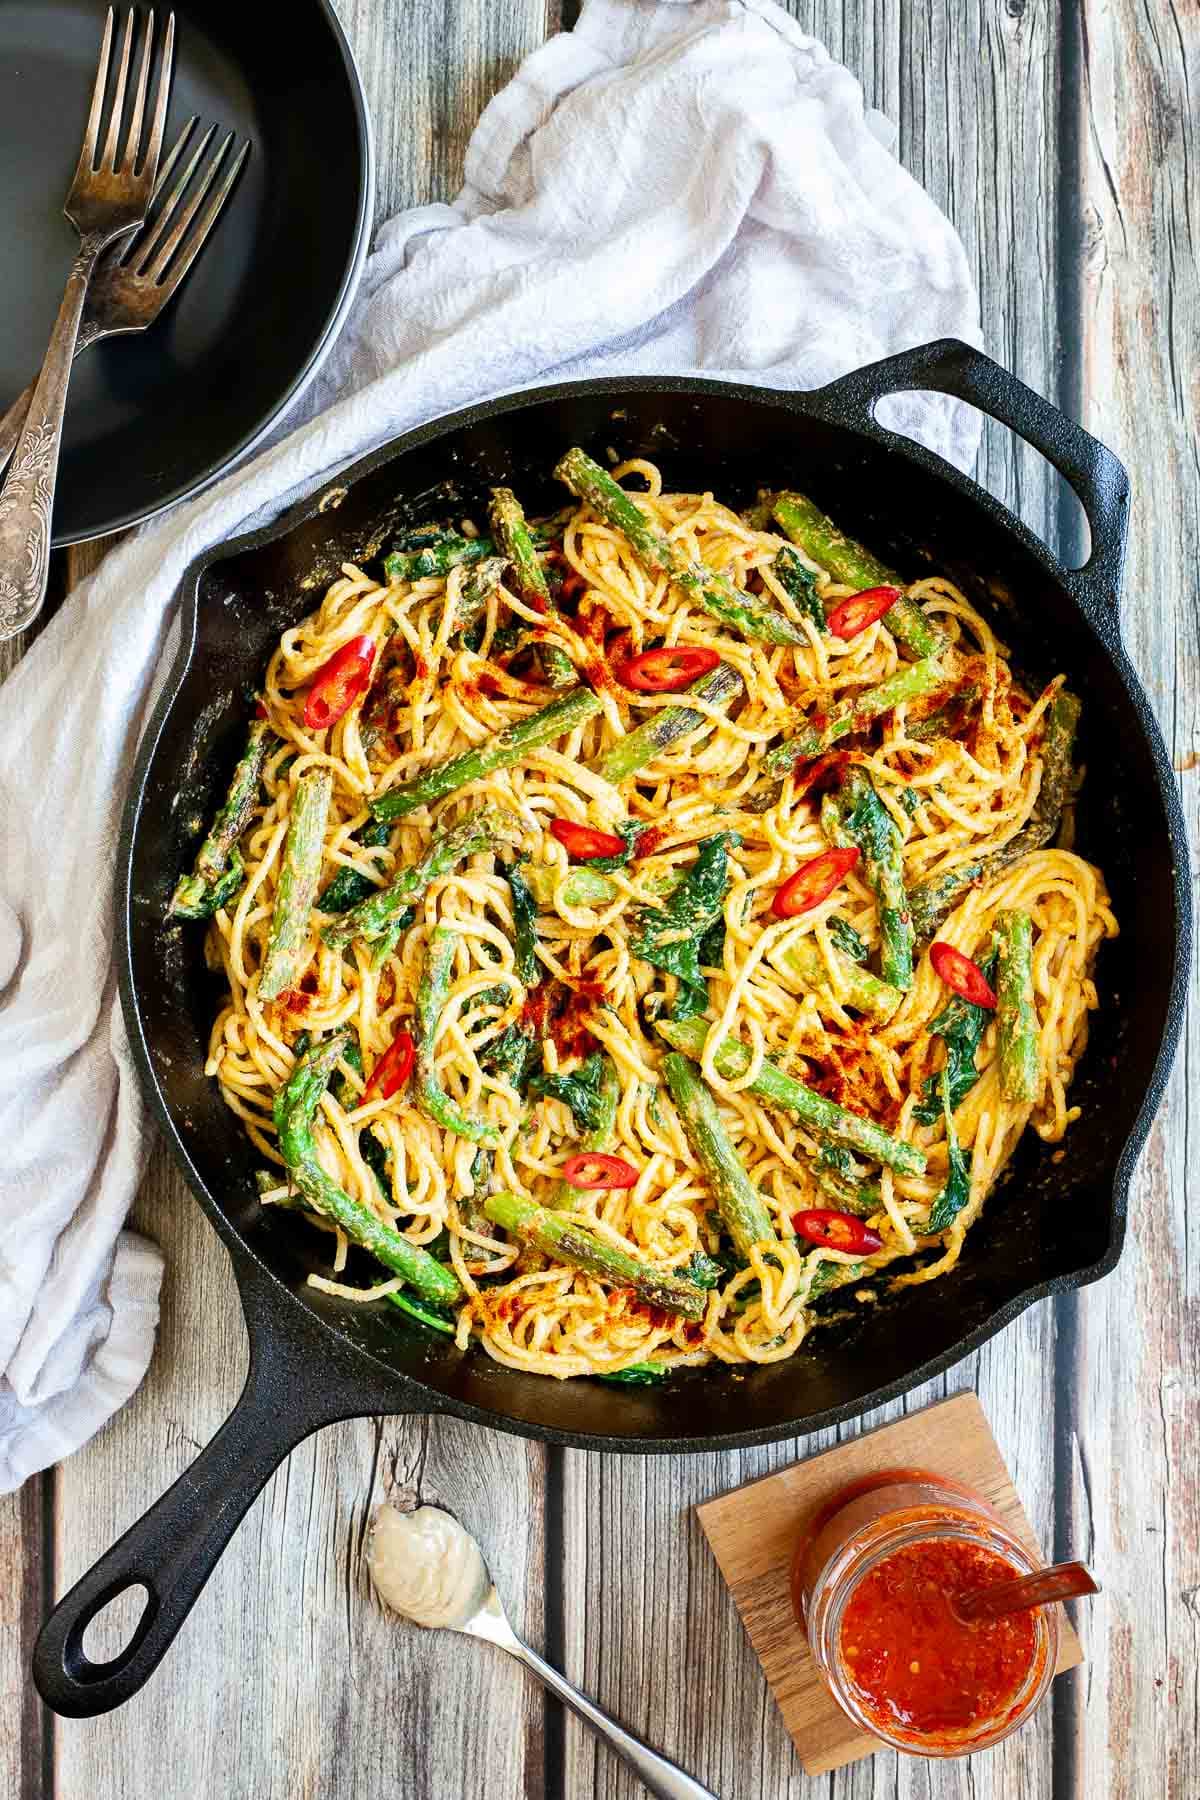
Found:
[195,461,1116,1382]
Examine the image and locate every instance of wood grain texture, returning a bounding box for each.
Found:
[1065,5,1200,1798]
[697,1393,1081,1776]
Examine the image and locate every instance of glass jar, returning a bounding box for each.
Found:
[791,1469,1059,1757]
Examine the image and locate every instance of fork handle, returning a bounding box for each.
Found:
[0,231,106,639]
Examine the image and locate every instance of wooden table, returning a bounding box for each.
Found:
[2,2,1195,1795]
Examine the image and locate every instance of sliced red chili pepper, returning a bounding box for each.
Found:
[771,846,859,919]
[303,635,377,731]
[617,646,722,693]
[562,1152,639,1189]
[254,698,269,720]
[930,941,998,1009]
[792,1209,883,1254]
[550,819,627,861]
[364,1028,415,1100]
[825,585,901,641]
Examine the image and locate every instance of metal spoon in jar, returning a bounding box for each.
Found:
[368,1503,718,1800]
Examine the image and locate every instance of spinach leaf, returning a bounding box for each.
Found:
[685,1248,729,1290]
[503,862,540,987]
[384,1290,457,1336]
[806,1256,864,1300]
[631,832,736,1020]
[897,785,922,819]
[927,1065,972,1232]
[914,948,999,1124]
[596,1361,667,1386]
[319,817,393,913]
[530,1051,608,1131]
[585,819,644,875]
[774,546,826,633]
[331,1033,364,1109]
[487,1024,543,1092]
[827,915,868,963]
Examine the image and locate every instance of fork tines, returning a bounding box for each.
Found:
[112,117,250,292]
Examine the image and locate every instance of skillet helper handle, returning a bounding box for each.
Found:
[34,1347,367,1717]
[815,337,1131,614]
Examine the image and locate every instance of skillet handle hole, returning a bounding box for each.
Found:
[75,1582,155,1676]
[875,391,1093,572]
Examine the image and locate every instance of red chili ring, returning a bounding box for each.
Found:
[617,646,721,693]
[364,1028,415,1100]
[561,1152,639,1190]
[792,1209,883,1255]
[825,586,901,641]
[930,941,998,1010]
[771,846,860,919]
[550,818,627,861]
[304,635,377,731]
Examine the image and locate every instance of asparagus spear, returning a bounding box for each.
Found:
[662,1052,777,1261]
[771,491,941,658]
[415,926,499,1144]
[169,720,273,918]
[762,654,947,777]
[995,909,1039,1102]
[549,1055,622,1208]
[169,851,247,921]
[825,770,914,992]
[655,1016,925,1175]
[489,486,576,689]
[274,1032,462,1306]
[385,532,496,583]
[370,686,602,822]
[453,554,510,637]
[906,682,982,743]
[483,1191,706,1320]
[591,661,745,785]
[322,807,523,949]
[555,448,805,647]
[766,935,904,1023]
[908,687,1081,940]
[259,769,334,1001]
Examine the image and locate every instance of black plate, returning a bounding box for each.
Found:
[0,0,371,544]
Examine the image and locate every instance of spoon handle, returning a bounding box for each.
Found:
[955,1559,1101,1624]
[508,1637,719,1800]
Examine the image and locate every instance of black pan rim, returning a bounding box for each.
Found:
[116,360,1193,1455]
[39,0,374,547]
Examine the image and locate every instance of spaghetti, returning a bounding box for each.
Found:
[185,457,1116,1383]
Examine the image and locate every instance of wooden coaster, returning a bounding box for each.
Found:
[696,1391,1082,1777]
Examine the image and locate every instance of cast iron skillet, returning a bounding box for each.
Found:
[34,340,1189,1716]
[0,0,371,543]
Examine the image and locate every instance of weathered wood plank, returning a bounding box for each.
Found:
[1065,5,1200,1798]
[0,1479,49,1800]
[42,4,555,1800]
[559,1,1070,1795]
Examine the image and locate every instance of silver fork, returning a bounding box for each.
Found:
[0,7,175,639]
[0,118,249,480]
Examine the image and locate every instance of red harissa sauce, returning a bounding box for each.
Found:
[839,1538,1036,1739]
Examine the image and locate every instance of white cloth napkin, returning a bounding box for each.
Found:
[0,0,980,1491]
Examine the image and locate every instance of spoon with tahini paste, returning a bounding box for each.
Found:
[368,1502,718,1800]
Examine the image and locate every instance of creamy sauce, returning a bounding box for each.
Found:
[368,1504,488,1629]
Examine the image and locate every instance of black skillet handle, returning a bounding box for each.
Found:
[812,337,1131,619]
[33,1265,426,1718]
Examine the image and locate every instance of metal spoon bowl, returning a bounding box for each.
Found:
[368,1504,718,1800]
